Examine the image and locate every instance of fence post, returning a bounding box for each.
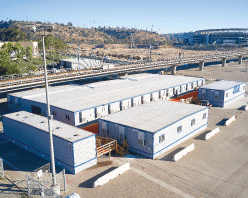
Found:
[63,169,67,191]
[0,158,4,178]
[109,143,111,157]
[26,174,30,197]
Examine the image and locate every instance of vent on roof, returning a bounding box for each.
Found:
[73,134,79,137]
[24,116,28,118]
[41,121,46,124]
[16,114,20,116]
[56,127,62,130]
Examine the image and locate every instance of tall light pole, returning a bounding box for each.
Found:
[31,25,60,194]
[78,39,80,73]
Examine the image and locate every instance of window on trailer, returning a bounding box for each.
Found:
[138,131,146,146]
[159,134,165,143]
[177,126,182,134]
[215,91,219,99]
[202,113,207,120]
[191,119,195,126]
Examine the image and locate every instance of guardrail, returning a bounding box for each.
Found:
[0,50,247,93]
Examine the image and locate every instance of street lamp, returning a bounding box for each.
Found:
[30,25,60,194]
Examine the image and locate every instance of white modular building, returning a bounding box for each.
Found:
[2,111,97,174]
[7,74,205,127]
[60,58,102,70]
[98,100,209,159]
[198,81,246,107]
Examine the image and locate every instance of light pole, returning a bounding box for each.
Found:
[78,39,80,73]
[31,25,60,194]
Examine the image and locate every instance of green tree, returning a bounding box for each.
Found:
[26,46,33,60]
[1,41,13,54]
[0,49,20,75]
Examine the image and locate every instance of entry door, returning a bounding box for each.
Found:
[118,126,126,144]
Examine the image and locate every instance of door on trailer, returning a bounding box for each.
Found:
[118,125,126,144]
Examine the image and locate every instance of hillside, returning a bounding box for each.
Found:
[0,20,168,45]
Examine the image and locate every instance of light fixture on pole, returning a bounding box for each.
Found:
[30,25,60,194]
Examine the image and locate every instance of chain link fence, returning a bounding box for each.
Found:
[27,163,67,197]
[0,158,4,178]
[26,174,63,198]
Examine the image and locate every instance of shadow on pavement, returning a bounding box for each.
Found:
[78,166,117,188]
[160,147,184,161]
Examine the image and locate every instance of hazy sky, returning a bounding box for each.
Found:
[0,0,247,33]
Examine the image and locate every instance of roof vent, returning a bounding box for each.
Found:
[16,114,20,116]
[73,134,79,137]
[41,121,46,124]
[56,127,62,130]
[24,116,28,118]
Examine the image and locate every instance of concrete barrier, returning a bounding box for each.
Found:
[225,115,236,126]
[93,162,130,187]
[173,143,195,162]
[244,105,248,111]
[204,127,220,140]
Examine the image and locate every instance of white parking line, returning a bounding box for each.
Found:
[132,167,194,198]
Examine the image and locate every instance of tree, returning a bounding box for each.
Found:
[1,41,13,54]
[13,42,22,53]
[0,49,20,75]
[26,46,33,60]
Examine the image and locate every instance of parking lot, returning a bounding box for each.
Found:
[0,60,248,197]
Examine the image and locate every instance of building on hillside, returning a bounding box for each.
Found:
[0,41,38,54]
[7,74,205,127]
[98,100,209,159]
[198,81,246,107]
[2,111,97,174]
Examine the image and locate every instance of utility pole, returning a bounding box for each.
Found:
[30,25,59,194]
[150,45,152,66]
[78,39,80,73]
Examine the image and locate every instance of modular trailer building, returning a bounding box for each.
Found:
[98,100,209,159]
[198,81,246,107]
[2,111,97,174]
[7,74,205,127]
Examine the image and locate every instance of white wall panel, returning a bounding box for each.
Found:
[142,93,151,104]
[121,99,132,110]
[132,96,142,107]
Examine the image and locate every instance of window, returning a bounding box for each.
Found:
[79,112,82,123]
[102,122,108,134]
[177,126,182,134]
[226,93,229,98]
[66,115,70,120]
[202,113,207,120]
[138,131,146,146]
[159,134,165,143]
[52,111,57,117]
[215,91,219,99]
[191,119,195,126]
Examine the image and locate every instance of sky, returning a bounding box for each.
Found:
[0,0,247,34]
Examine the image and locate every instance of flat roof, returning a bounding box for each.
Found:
[100,100,207,133]
[9,74,204,112]
[3,111,94,143]
[200,80,244,91]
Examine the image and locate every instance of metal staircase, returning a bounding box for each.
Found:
[96,136,129,157]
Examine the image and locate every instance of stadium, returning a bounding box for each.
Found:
[190,28,248,45]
